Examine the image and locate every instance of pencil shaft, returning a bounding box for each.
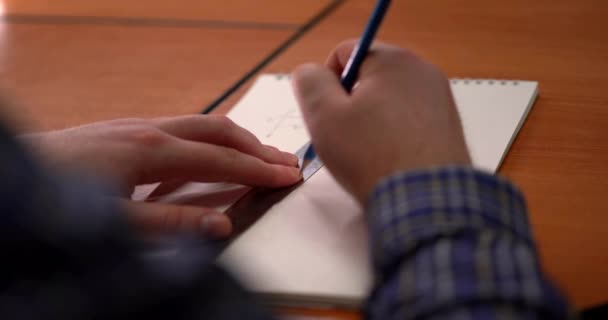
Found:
[341,0,391,91]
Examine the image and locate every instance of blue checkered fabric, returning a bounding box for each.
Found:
[365,167,573,319]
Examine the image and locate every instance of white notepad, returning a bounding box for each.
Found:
[157,74,538,309]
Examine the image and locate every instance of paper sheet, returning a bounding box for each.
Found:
[150,74,538,307]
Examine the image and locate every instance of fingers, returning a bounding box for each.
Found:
[291,63,349,136]
[326,39,415,80]
[124,200,232,239]
[144,139,302,188]
[147,179,188,200]
[326,39,359,75]
[153,115,298,167]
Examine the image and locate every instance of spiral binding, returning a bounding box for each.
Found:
[275,73,292,80]
[450,78,520,86]
[272,74,521,86]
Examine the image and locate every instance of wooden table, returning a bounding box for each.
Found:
[0,0,329,131]
[1,0,607,317]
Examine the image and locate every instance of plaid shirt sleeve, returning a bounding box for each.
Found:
[364,167,573,320]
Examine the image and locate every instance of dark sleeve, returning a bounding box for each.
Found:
[364,166,574,320]
[0,123,275,320]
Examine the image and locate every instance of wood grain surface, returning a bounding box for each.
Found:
[0,23,293,131]
[2,0,330,25]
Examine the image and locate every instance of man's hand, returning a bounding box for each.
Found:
[292,41,471,204]
[20,115,301,238]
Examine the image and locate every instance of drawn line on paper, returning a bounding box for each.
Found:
[264,108,305,138]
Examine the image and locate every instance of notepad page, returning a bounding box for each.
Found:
[451,79,538,172]
[226,74,310,153]
[226,75,538,171]
[157,74,539,308]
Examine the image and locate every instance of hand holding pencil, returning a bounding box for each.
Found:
[292,41,471,204]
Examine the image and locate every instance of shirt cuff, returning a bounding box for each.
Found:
[367,166,532,275]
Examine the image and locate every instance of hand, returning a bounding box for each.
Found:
[292,40,471,204]
[20,115,301,238]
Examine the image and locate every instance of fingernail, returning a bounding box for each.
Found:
[284,152,299,166]
[291,167,303,181]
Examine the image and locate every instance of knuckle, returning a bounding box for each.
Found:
[435,69,450,85]
[293,63,321,81]
[336,39,359,52]
[221,147,241,162]
[177,114,206,125]
[418,59,449,83]
[210,115,240,144]
[217,147,249,181]
[382,46,417,62]
[218,146,241,165]
[209,115,238,140]
[129,126,168,147]
[154,114,198,129]
[375,46,447,78]
[208,115,235,129]
[109,117,146,126]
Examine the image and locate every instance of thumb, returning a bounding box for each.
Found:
[291,63,349,131]
[122,200,232,239]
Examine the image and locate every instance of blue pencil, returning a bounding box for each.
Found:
[302,0,392,165]
[341,0,392,92]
